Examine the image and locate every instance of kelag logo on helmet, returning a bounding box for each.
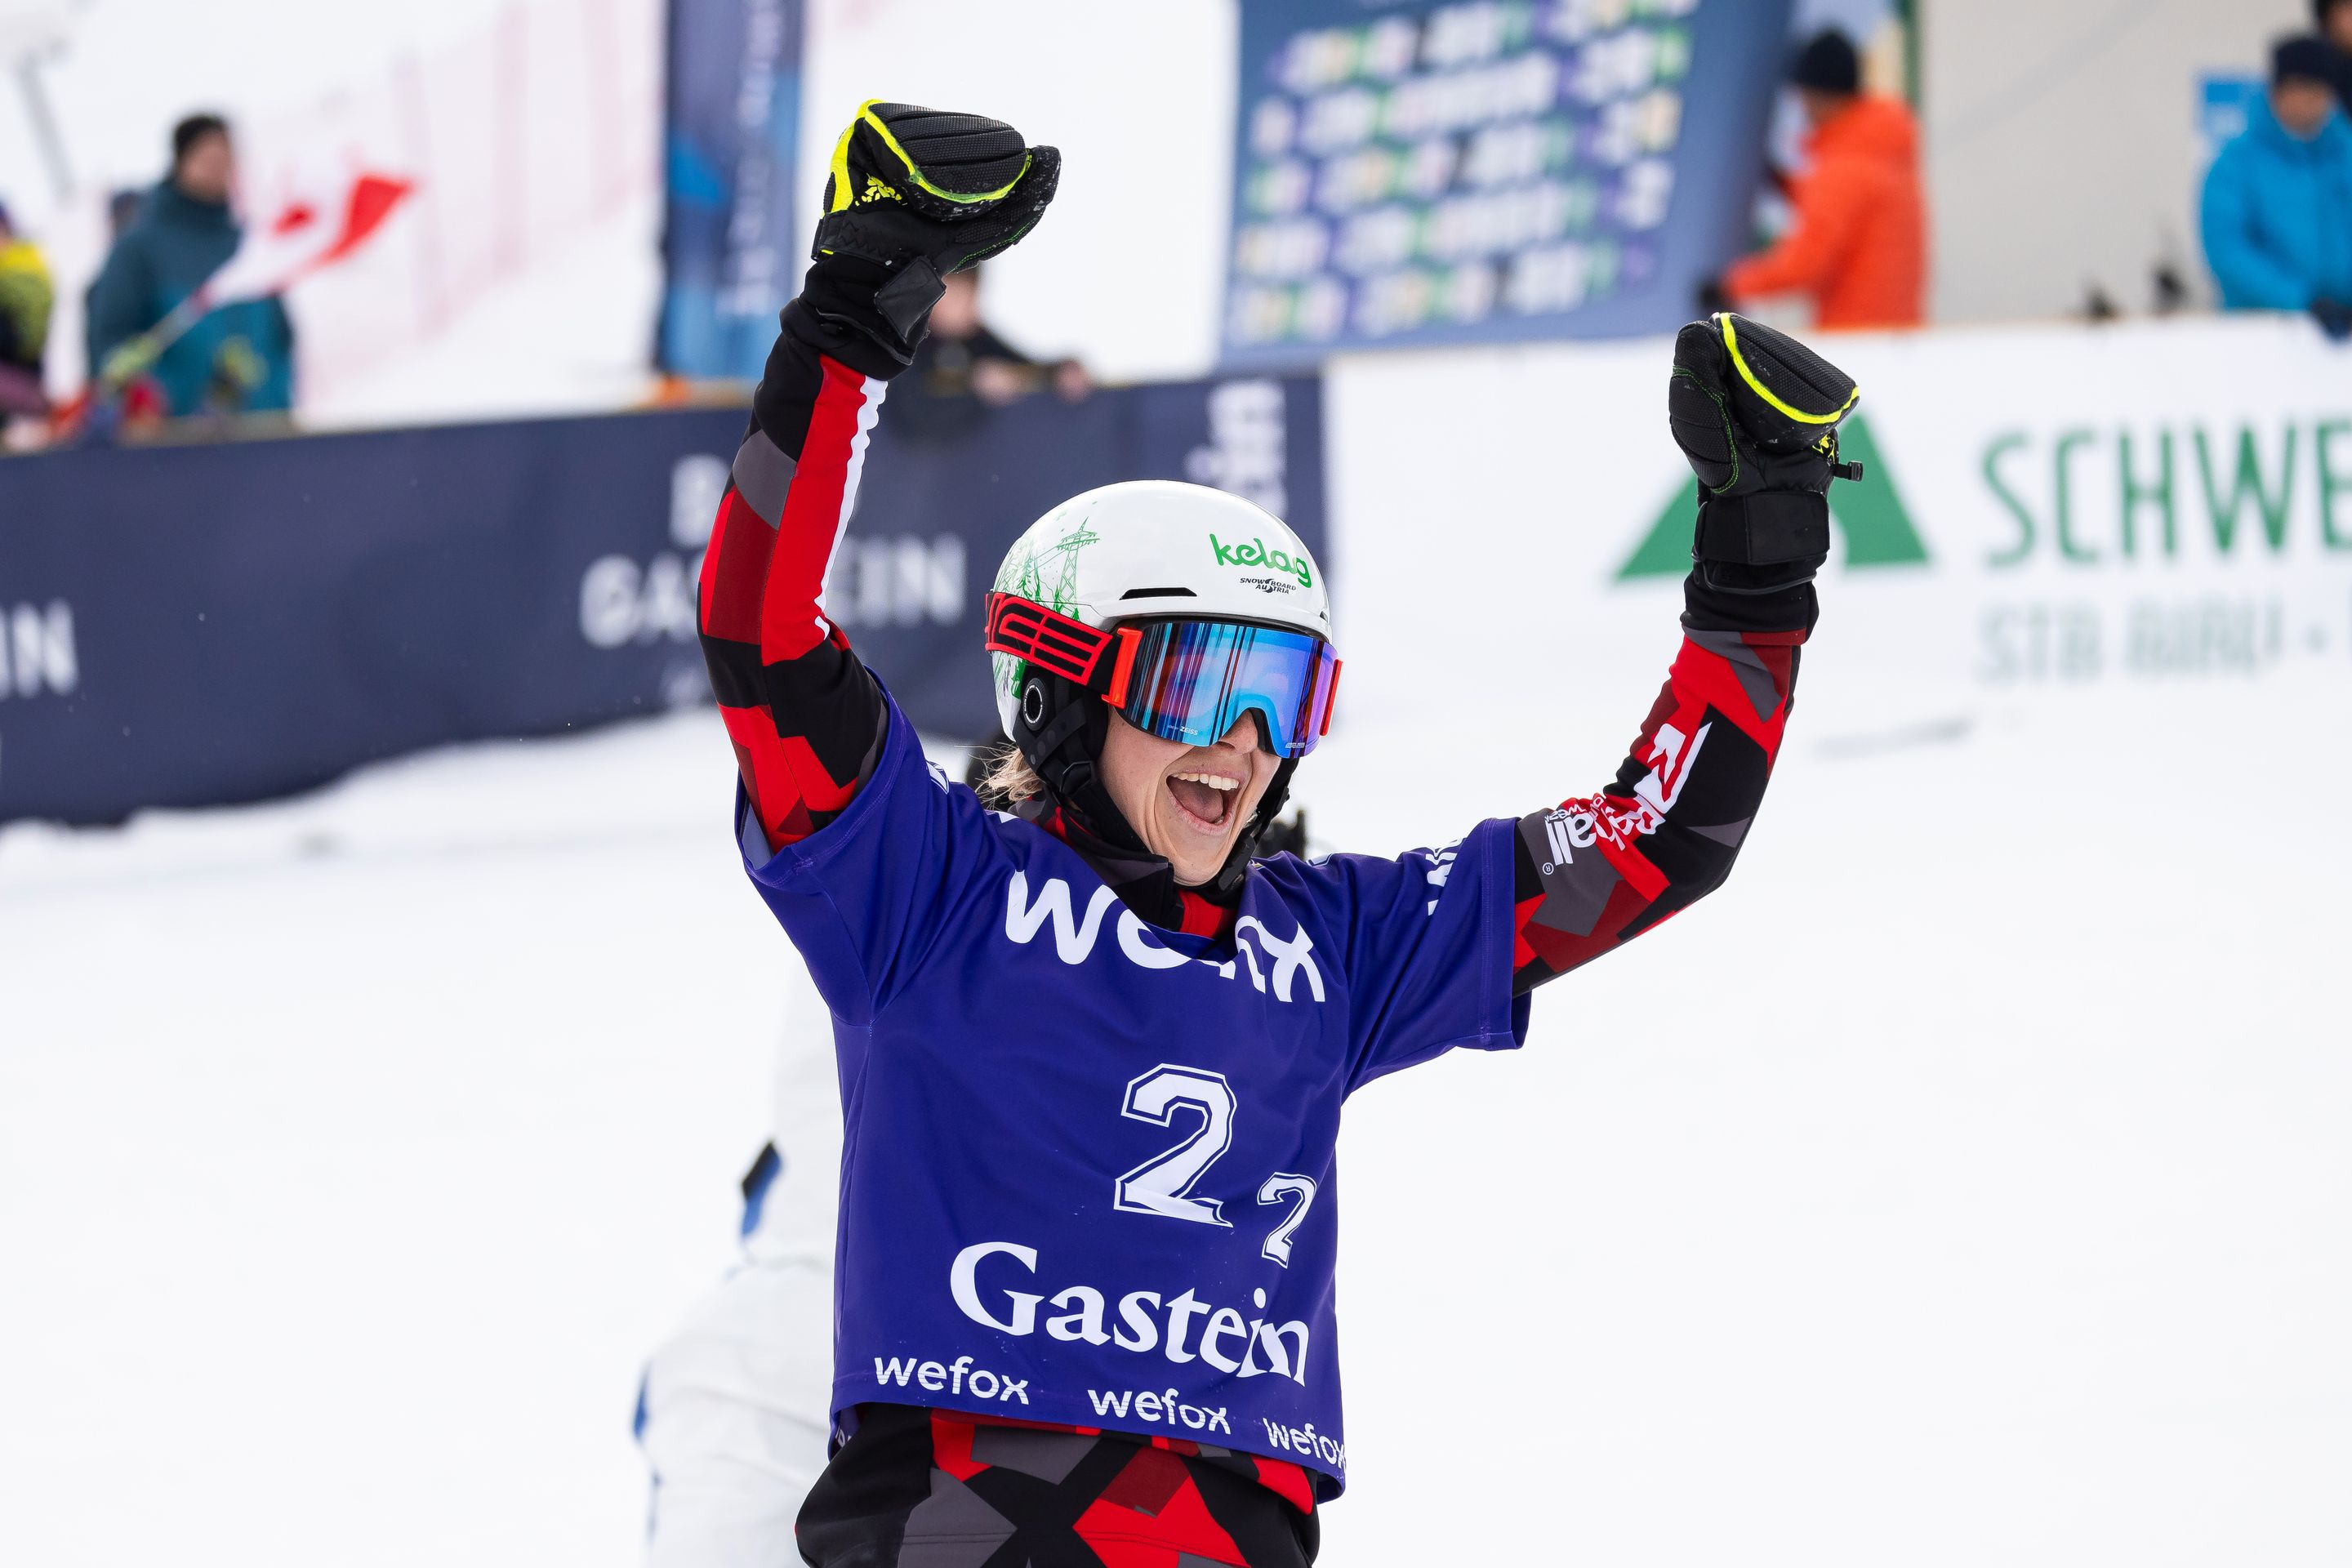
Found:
[1210,533,1315,589]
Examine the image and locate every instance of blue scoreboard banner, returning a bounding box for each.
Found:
[659,0,804,380]
[1223,0,1793,364]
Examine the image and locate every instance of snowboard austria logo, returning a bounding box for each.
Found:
[1613,413,1931,579]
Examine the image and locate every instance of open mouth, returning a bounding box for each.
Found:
[1165,769,1240,833]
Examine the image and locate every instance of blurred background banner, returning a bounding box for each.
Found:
[1223,0,1793,364]
[1330,314,2352,723]
[0,373,1323,826]
[657,0,804,380]
[0,408,735,826]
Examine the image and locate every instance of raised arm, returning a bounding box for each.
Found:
[697,102,1059,855]
[1512,315,1860,994]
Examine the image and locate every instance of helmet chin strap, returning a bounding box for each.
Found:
[1011,671,1143,854]
[1013,672,1298,900]
[1211,756,1298,896]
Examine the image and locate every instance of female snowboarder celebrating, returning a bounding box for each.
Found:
[697,102,1862,1568]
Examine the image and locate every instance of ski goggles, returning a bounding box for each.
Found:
[985,593,1341,759]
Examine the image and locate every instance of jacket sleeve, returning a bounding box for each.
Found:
[2198,146,2314,310]
[82,235,154,376]
[1722,160,1873,305]
[697,288,902,857]
[1509,575,1811,996]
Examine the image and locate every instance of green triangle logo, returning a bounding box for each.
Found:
[1613,413,1930,580]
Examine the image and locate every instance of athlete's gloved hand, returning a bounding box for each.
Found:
[1667,312,1861,592]
[801,100,1060,363]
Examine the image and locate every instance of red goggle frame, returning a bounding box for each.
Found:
[984,592,1141,705]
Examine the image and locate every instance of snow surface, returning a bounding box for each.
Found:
[4,650,2348,1567]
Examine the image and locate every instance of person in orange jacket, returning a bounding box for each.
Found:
[1702,29,1927,331]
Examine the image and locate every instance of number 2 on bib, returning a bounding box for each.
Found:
[1256,1174,1319,1267]
[1114,1065,1237,1226]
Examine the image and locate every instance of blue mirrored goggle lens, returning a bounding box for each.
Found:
[1116,620,1337,759]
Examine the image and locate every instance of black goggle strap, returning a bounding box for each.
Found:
[983,593,1141,707]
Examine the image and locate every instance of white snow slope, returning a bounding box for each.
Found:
[4,632,2348,1567]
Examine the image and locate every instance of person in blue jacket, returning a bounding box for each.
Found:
[2200,36,2352,340]
[83,113,295,416]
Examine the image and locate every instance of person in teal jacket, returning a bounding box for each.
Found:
[83,114,295,416]
[2200,36,2352,339]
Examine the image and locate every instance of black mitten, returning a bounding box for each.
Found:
[1666,312,1861,592]
[803,100,1061,361]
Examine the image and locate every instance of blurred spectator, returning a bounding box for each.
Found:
[0,198,55,430]
[883,264,1089,439]
[1702,29,1926,330]
[2317,0,2352,113]
[2199,37,2352,341]
[85,113,296,419]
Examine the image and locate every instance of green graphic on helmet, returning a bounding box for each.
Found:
[992,510,1101,709]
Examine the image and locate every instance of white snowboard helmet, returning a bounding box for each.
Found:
[982,480,1336,881]
[990,479,1331,729]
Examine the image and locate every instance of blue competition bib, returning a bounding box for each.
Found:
[743,697,1526,1495]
